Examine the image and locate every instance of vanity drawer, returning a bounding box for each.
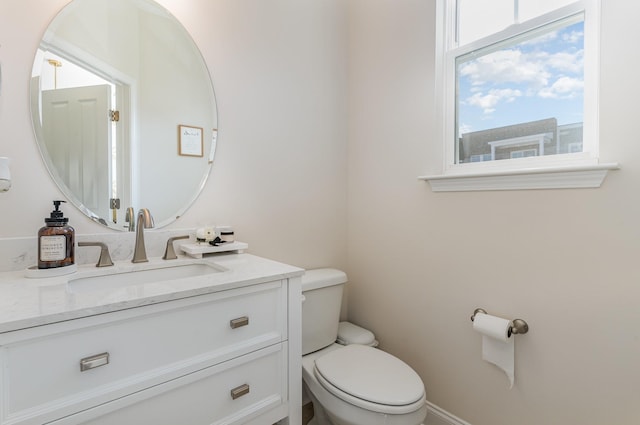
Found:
[54,343,288,425]
[0,281,286,425]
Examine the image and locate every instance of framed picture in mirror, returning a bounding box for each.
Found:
[178,125,204,157]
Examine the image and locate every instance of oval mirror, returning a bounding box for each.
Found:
[30,0,217,230]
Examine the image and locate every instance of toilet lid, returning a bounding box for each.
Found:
[314,344,425,408]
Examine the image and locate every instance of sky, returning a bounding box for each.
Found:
[457,20,585,136]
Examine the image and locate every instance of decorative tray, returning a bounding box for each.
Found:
[25,263,78,278]
[179,241,248,258]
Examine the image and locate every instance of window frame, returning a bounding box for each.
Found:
[423,0,618,191]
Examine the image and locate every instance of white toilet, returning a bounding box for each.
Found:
[301,269,428,425]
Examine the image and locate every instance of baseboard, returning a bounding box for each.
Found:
[426,400,473,425]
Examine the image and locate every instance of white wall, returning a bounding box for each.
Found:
[0,0,348,270]
[346,1,640,424]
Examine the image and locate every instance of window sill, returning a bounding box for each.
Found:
[418,163,620,192]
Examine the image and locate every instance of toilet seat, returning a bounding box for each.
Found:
[313,344,426,415]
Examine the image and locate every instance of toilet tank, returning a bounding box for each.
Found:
[301,268,347,355]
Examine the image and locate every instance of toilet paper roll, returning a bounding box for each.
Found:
[473,313,514,388]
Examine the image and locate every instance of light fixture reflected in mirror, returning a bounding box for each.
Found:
[46,59,62,89]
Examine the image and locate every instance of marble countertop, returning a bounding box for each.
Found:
[0,253,304,334]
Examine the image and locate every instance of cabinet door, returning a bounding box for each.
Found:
[49,344,288,425]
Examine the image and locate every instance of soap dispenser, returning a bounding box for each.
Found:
[38,200,75,269]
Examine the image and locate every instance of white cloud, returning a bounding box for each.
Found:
[538,76,584,99]
[459,123,474,135]
[458,21,586,126]
[464,88,523,114]
[563,30,584,44]
[460,49,551,90]
[459,45,584,111]
[546,50,584,74]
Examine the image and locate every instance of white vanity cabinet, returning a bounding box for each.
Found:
[0,258,303,425]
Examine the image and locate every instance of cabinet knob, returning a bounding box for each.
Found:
[229,316,249,329]
[230,383,250,400]
[80,352,110,372]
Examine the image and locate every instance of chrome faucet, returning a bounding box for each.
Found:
[78,241,114,267]
[132,208,154,263]
[163,235,189,260]
[125,207,135,232]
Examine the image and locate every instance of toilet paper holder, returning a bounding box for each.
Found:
[470,308,529,337]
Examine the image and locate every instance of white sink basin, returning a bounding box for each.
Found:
[68,262,223,294]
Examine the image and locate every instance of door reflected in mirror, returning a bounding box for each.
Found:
[31,0,217,230]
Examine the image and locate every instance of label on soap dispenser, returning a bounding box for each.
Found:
[40,235,67,261]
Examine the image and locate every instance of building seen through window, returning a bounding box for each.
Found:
[460,118,583,163]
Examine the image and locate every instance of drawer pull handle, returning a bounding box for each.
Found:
[230,383,250,400]
[80,352,109,372]
[230,316,249,329]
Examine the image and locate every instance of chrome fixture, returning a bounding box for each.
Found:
[470,308,529,337]
[125,207,135,231]
[230,316,249,329]
[132,208,154,263]
[230,384,250,400]
[78,241,114,267]
[80,352,109,372]
[162,235,189,260]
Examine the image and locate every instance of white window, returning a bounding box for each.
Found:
[510,149,537,159]
[567,142,582,153]
[423,0,617,191]
[470,154,492,162]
